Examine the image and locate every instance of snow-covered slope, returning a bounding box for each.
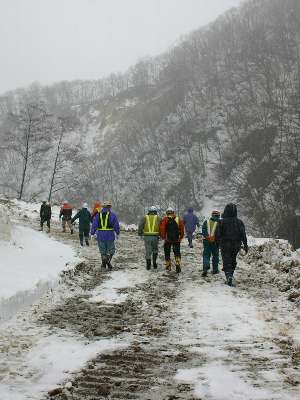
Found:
[0,213,78,321]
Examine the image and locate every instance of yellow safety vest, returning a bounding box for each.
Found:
[207,219,218,236]
[144,215,160,235]
[206,219,218,242]
[97,212,113,231]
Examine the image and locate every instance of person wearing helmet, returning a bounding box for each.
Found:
[138,206,161,270]
[201,210,221,277]
[39,200,52,233]
[92,201,102,219]
[71,203,92,246]
[59,201,73,234]
[183,207,200,248]
[159,207,185,273]
[215,203,248,286]
[91,200,120,269]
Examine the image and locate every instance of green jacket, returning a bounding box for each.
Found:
[72,208,92,231]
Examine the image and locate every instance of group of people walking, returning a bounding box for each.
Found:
[39,200,248,286]
[138,204,247,285]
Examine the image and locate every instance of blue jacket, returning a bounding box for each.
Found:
[183,209,200,233]
[91,207,120,241]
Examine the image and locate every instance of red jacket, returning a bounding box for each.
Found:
[59,203,72,219]
[160,216,185,243]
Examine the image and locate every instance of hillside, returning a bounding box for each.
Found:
[0,0,299,247]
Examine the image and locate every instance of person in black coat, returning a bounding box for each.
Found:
[216,203,248,286]
[40,201,52,232]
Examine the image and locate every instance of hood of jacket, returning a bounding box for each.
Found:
[222,203,237,218]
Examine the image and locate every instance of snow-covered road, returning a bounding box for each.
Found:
[0,201,299,399]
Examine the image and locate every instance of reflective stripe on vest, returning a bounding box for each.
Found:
[97,212,113,231]
[144,215,159,235]
[207,219,217,236]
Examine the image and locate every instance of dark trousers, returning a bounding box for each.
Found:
[186,232,193,246]
[203,241,219,272]
[41,218,50,228]
[79,229,89,245]
[220,241,240,278]
[164,242,181,260]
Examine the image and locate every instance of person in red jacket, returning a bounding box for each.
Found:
[59,201,73,234]
[160,207,185,273]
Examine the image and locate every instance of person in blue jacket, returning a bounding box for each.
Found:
[91,200,120,269]
[183,207,200,248]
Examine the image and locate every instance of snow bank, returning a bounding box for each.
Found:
[0,204,11,241]
[0,225,78,320]
[120,222,137,232]
[245,239,300,304]
[11,199,61,220]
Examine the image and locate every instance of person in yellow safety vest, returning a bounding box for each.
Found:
[201,210,221,277]
[91,200,120,269]
[138,206,161,270]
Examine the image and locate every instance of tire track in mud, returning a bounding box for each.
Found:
[39,229,197,399]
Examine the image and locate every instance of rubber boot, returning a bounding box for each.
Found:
[101,256,107,269]
[152,254,158,269]
[175,257,181,273]
[71,228,74,234]
[85,239,89,246]
[226,276,233,286]
[80,240,83,246]
[107,255,113,270]
[202,269,208,277]
[146,259,151,270]
[165,260,171,271]
[212,269,219,274]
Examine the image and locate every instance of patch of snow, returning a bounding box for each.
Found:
[175,363,276,400]
[0,333,129,400]
[89,268,147,304]
[0,225,78,320]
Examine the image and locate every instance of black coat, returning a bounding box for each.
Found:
[216,204,247,248]
[40,203,51,220]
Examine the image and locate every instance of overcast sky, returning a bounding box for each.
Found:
[0,0,242,95]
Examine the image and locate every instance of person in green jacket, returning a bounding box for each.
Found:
[138,206,161,270]
[201,210,221,276]
[71,203,92,246]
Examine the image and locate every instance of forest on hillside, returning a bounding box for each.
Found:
[0,0,299,247]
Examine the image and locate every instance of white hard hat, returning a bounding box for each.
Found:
[149,206,157,212]
[83,203,88,208]
[166,207,175,214]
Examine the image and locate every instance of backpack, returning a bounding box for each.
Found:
[166,218,179,242]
